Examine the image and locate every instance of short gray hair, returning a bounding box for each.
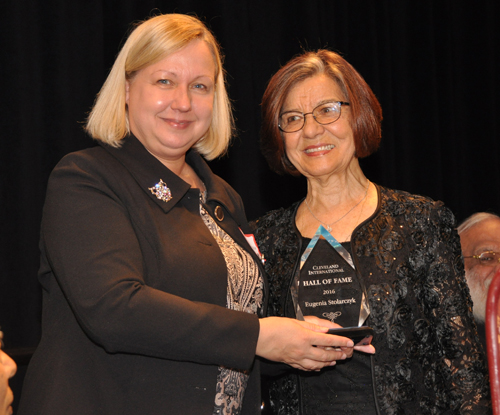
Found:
[457,212,500,235]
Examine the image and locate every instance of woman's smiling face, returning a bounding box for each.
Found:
[281,74,356,180]
[126,39,216,166]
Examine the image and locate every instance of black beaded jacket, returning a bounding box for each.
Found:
[253,185,491,415]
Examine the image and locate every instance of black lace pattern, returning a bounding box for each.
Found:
[252,185,491,415]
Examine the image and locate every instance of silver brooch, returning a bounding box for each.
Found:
[149,179,172,203]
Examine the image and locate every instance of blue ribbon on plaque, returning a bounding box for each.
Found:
[290,225,369,327]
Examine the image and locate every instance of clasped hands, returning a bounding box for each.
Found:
[256,315,375,371]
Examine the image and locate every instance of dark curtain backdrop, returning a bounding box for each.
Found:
[1,0,499,404]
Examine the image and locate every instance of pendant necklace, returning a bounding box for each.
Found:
[305,181,370,233]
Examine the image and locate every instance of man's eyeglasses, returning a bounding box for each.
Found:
[278,101,350,133]
[463,251,500,267]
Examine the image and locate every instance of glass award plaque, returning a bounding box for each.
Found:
[290,225,370,327]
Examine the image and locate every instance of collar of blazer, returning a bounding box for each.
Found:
[100,134,241,221]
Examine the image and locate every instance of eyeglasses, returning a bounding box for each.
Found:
[463,251,500,267]
[278,101,350,133]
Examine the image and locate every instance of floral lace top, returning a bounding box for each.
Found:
[199,198,264,415]
[252,185,491,415]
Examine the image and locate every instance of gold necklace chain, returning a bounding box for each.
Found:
[305,182,370,233]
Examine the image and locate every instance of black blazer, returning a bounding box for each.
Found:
[18,136,267,415]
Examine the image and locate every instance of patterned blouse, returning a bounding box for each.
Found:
[198,195,264,415]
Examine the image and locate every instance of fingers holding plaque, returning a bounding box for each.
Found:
[327,326,374,346]
[291,225,373,343]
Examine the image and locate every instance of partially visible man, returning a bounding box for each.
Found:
[0,330,16,415]
[458,212,500,348]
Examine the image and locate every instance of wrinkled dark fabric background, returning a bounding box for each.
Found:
[0,0,499,409]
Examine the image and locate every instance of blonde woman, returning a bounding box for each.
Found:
[18,14,357,415]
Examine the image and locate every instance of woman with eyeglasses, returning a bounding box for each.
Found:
[253,50,490,414]
[0,331,16,415]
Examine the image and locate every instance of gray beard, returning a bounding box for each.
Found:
[466,268,490,323]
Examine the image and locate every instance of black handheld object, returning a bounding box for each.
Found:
[327,326,374,346]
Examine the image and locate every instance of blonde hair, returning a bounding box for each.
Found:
[86,13,233,160]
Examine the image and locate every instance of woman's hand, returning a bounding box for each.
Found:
[303,315,341,329]
[256,317,355,371]
[303,316,376,356]
[353,343,376,354]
